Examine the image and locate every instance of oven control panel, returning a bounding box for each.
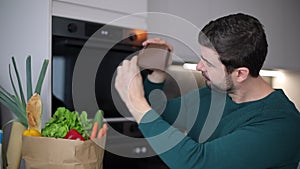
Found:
[53,16,147,46]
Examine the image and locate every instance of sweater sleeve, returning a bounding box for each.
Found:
[139,110,300,169]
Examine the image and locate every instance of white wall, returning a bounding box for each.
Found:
[147,0,300,71]
[0,0,52,126]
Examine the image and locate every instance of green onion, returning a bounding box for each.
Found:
[0,56,49,128]
[26,55,33,100]
[35,59,49,94]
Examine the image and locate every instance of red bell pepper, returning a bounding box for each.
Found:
[64,129,85,141]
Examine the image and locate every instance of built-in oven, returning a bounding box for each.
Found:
[52,16,169,169]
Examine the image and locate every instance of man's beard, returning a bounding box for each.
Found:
[205,74,235,93]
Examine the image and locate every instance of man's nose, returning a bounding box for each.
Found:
[196,60,206,72]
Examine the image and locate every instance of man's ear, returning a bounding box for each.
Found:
[234,67,250,83]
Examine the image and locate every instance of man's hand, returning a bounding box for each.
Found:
[115,56,152,123]
[142,38,174,83]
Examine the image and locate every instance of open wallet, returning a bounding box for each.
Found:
[137,43,172,70]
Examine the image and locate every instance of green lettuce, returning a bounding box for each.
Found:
[41,107,104,140]
[41,107,89,139]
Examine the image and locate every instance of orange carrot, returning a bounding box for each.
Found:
[90,122,98,139]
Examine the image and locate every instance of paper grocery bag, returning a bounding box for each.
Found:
[22,136,106,169]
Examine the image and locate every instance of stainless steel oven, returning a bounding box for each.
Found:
[52,16,169,169]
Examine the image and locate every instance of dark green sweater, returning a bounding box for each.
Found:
[139,79,300,169]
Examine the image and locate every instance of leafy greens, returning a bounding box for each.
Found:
[41,107,104,140]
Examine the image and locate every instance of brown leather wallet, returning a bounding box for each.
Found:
[137,43,172,70]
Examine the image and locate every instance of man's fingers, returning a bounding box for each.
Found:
[118,56,138,69]
[131,55,138,62]
[121,59,130,68]
[130,55,138,68]
[115,56,140,89]
[118,56,139,73]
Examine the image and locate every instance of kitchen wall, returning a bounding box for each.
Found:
[273,70,300,110]
[147,0,300,71]
[0,0,52,126]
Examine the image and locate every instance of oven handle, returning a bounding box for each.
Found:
[62,39,141,52]
[63,39,115,49]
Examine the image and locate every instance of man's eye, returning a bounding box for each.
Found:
[205,61,214,67]
[200,56,214,67]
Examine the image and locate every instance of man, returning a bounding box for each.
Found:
[115,13,300,169]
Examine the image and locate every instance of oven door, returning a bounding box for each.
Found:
[52,22,168,169]
[52,35,138,118]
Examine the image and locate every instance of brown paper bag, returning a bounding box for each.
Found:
[22,136,105,169]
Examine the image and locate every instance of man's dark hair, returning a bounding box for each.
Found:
[198,13,268,77]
